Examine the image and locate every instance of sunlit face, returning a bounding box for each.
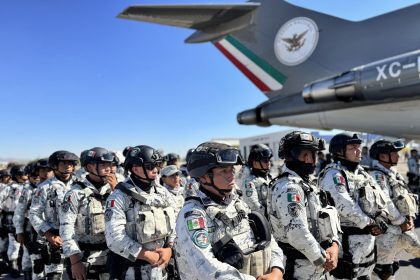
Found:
[345,144,362,163]
[111,163,118,174]
[16,174,28,184]
[211,165,235,191]
[132,164,159,180]
[29,174,40,185]
[57,161,75,175]
[87,162,112,177]
[38,168,54,181]
[298,149,316,164]
[162,173,180,188]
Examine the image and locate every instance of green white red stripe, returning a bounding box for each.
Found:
[214,35,287,93]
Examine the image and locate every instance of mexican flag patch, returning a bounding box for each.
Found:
[375,174,385,183]
[333,174,345,185]
[106,200,115,208]
[287,193,301,203]
[187,217,205,231]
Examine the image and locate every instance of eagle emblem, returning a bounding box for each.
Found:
[282,30,308,52]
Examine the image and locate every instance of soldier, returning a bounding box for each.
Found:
[29,150,79,280]
[110,152,126,183]
[175,142,284,280]
[0,169,12,274]
[160,165,185,216]
[0,165,27,278]
[25,159,54,280]
[75,150,89,180]
[369,139,419,279]
[104,145,176,280]
[240,144,273,216]
[13,162,41,280]
[360,146,372,168]
[407,149,420,192]
[268,131,340,280]
[60,147,115,280]
[165,153,180,168]
[319,133,388,280]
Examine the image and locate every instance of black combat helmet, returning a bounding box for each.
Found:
[329,133,362,156]
[278,131,325,159]
[84,147,114,165]
[124,145,163,171]
[369,139,405,160]
[248,144,273,165]
[10,164,27,181]
[48,150,79,168]
[187,142,244,178]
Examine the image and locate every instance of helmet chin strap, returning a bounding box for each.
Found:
[379,153,397,166]
[206,172,232,196]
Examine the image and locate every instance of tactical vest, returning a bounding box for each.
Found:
[186,195,272,277]
[268,172,341,246]
[75,183,108,235]
[118,183,176,244]
[320,164,386,218]
[373,168,419,217]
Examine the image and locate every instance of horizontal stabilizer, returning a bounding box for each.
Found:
[118,3,260,42]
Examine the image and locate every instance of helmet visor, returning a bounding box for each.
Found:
[99,153,115,162]
[392,139,405,150]
[259,149,273,158]
[215,149,243,165]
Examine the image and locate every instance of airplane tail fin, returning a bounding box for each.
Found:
[118,3,260,43]
[121,1,409,98]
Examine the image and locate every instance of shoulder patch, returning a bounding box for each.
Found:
[184,209,204,219]
[287,193,301,203]
[333,174,345,185]
[375,173,385,184]
[246,189,254,197]
[106,199,115,208]
[192,230,209,249]
[186,217,206,231]
[105,208,113,222]
[287,203,303,217]
[336,184,347,193]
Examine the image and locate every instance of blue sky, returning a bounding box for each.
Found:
[1,0,418,160]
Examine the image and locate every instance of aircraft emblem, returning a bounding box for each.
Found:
[282,30,308,52]
[274,17,319,66]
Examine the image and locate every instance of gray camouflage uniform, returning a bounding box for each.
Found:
[175,189,284,280]
[104,179,176,280]
[13,182,38,274]
[268,166,340,279]
[0,182,24,262]
[319,163,378,279]
[60,178,112,280]
[29,176,75,277]
[163,183,185,216]
[370,160,420,280]
[240,173,271,216]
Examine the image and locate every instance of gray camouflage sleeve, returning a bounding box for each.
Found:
[60,190,81,257]
[13,189,29,234]
[175,205,255,280]
[320,170,371,229]
[104,190,142,262]
[241,179,263,212]
[29,186,52,235]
